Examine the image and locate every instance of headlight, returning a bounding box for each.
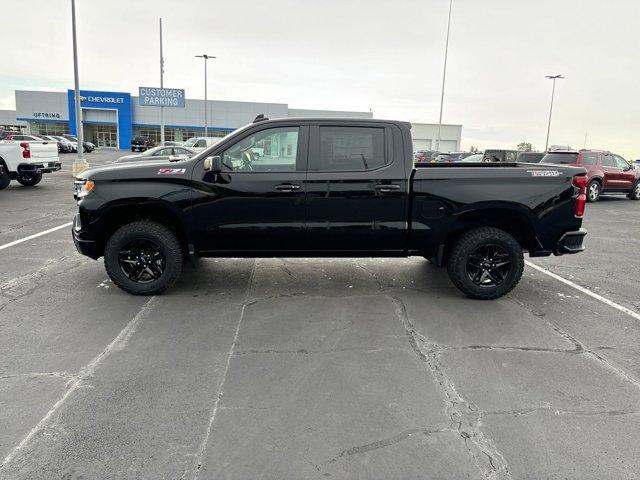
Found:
[74,178,95,199]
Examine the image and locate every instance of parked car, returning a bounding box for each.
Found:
[63,134,95,152]
[516,152,545,163]
[73,117,587,299]
[130,136,156,152]
[51,135,76,153]
[182,137,219,152]
[34,135,72,153]
[434,152,476,163]
[460,153,484,162]
[541,150,640,202]
[483,149,519,163]
[414,150,439,163]
[0,135,61,189]
[114,146,196,163]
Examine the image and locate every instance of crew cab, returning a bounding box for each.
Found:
[0,133,61,189]
[541,150,640,202]
[72,117,588,299]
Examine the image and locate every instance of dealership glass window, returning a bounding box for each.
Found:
[222,127,299,172]
[311,126,386,171]
[31,122,70,136]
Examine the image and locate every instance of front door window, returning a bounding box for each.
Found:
[222,127,300,172]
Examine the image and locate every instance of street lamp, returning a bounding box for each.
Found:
[195,54,216,137]
[70,0,88,176]
[435,0,453,152]
[544,74,564,151]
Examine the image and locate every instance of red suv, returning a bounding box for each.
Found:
[541,150,640,202]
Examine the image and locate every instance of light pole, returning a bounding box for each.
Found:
[195,54,216,137]
[71,0,87,176]
[435,0,453,152]
[159,18,165,145]
[544,74,564,151]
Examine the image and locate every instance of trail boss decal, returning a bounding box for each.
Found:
[527,170,561,177]
[157,168,186,175]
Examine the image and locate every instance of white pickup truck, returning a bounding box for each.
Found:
[0,133,61,189]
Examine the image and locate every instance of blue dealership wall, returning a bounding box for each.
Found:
[67,90,132,149]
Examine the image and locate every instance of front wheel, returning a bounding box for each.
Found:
[446,227,524,300]
[16,173,42,186]
[0,169,10,190]
[104,221,183,295]
[628,181,640,200]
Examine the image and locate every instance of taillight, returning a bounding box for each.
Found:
[20,142,31,159]
[573,174,587,217]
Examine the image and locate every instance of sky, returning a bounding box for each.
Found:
[1,0,639,158]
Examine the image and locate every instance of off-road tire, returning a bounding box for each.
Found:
[104,221,183,295]
[446,227,524,300]
[628,181,640,200]
[587,180,601,202]
[0,165,10,190]
[16,173,42,186]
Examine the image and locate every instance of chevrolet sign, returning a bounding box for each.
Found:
[138,87,185,108]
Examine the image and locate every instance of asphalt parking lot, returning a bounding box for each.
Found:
[1,150,640,479]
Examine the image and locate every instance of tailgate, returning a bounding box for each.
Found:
[28,142,59,161]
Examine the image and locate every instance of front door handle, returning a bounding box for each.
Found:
[374,184,400,192]
[274,183,301,191]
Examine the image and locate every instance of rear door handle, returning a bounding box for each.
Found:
[374,184,400,192]
[274,183,301,191]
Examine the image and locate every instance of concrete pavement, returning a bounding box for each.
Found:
[1,150,639,479]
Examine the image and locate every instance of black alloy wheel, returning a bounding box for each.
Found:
[466,244,511,287]
[118,239,166,283]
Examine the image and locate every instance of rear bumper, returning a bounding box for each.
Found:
[17,162,62,174]
[556,228,587,255]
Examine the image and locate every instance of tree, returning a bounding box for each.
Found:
[517,142,533,152]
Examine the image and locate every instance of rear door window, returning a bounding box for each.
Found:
[541,153,578,164]
[602,154,616,167]
[310,126,386,171]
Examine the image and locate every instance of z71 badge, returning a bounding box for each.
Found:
[157,168,186,175]
[527,170,561,177]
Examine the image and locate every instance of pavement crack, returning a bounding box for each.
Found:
[391,296,512,480]
[483,406,640,417]
[329,427,450,463]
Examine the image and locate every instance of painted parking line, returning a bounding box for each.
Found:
[0,296,158,468]
[526,260,640,322]
[0,222,72,251]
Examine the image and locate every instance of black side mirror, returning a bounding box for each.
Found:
[204,155,222,173]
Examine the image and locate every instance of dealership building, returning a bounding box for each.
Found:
[5,89,461,151]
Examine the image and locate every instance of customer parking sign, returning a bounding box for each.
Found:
[138,87,185,107]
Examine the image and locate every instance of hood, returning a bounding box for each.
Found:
[76,158,193,181]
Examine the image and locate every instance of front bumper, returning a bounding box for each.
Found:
[18,162,62,174]
[556,228,587,255]
[72,213,100,259]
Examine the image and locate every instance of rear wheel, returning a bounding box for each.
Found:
[104,221,183,295]
[446,227,524,300]
[587,180,600,202]
[16,173,42,186]
[628,181,640,200]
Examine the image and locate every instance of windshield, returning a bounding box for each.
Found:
[541,152,578,164]
[182,138,199,147]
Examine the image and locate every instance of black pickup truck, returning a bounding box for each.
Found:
[73,117,587,299]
